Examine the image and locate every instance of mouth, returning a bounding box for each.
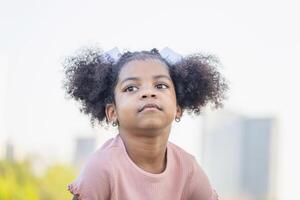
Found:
[139,103,162,112]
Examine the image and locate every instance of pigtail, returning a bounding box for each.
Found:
[170,53,228,115]
[62,47,115,127]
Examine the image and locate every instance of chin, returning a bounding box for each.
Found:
[137,119,171,130]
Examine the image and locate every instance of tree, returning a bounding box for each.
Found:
[0,159,77,200]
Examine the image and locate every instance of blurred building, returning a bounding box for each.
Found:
[5,139,15,161]
[73,136,96,169]
[202,110,278,200]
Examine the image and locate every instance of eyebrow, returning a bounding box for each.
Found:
[120,75,172,85]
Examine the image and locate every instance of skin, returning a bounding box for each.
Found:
[105,59,182,174]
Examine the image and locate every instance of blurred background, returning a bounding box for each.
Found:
[0,0,299,199]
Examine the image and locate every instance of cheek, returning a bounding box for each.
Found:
[115,94,136,116]
[169,89,178,106]
[161,90,177,113]
[169,97,178,115]
[170,92,179,114]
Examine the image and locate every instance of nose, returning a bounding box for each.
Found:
[140,87,157,99]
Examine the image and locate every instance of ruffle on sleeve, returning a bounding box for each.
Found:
[67,182,82,199]
[210,189,219,200]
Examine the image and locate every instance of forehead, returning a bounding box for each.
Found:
[118,59,170,81]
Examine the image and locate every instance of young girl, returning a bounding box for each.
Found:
[63,47,228,200]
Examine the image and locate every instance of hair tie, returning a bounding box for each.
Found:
[103,47,122,63]
[159,47,182,64]
[103,47,183,65]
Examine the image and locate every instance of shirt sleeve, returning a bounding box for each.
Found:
[187,157,219,200]
[67,153,112,200]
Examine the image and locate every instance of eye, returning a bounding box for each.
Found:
[156,83,169,89]
[124,86,138,92]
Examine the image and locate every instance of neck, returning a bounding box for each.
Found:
[119,126,171,174]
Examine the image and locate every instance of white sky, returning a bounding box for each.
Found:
[0,0,299,199]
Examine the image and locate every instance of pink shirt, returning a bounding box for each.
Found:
[67,134,219,200]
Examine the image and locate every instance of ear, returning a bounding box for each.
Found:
[176,105,183,118]
[105,103,118,123]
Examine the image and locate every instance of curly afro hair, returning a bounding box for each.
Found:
[62,47,229,127]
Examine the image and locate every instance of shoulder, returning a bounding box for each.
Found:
[168,142,218,200]
[167,141,197,166]
[67,135,122,199]
[82,135,121,173]
[168,142,207,179]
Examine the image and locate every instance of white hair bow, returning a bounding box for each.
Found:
[104,47,183,65]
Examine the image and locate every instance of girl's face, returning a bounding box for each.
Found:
[106,59,181,135]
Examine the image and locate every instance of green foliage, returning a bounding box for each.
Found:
[38,164,76,200]
[0,159,77,200]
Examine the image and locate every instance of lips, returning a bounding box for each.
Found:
[139,103,162,112]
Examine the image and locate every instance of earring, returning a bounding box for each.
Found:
[175,116,181,122]
[112,121,118,126]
